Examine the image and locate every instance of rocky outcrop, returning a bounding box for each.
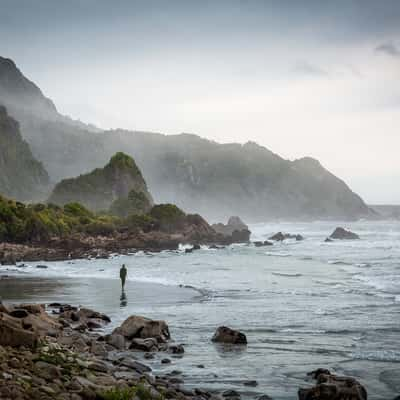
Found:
[269,232,304,241]
[298,369,367,400]
[329,227,360,240]
[212,216,251,243]
[211,326,247,345]
[0,105,49,201]
[49,152,154,213]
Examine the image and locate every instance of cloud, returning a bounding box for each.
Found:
[292,62,329,78]
[375,42,400,58]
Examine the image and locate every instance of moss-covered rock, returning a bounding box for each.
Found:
[49,152,153,212]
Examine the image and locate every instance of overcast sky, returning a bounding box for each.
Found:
[1,0,399,203]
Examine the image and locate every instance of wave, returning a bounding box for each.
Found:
[328,260,353,266]
[272,272,302,277]
[351,350,400,362]
[264,251,291,257]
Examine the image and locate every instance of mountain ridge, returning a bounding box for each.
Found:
[0,105,49,202]
[0,56,374,221]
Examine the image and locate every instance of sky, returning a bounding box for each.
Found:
[1,0,399,203]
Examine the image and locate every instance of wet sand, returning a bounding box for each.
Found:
[0,274,200,331]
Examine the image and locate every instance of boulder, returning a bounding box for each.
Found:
[211,326,247,345]
[330,227,360,240]
[212,216,251,243]
[254,241,273,247]
[231,229,251,243]
[129,337,158,352]
[0,302,9,313]
[168,344,185,354]
[9,309,29,318]
[18,303,45,314]
[298,369,367,400]
[105,333,126,350]
[0,313,38,348]
[269,232,304,241]
[113,315,170,343]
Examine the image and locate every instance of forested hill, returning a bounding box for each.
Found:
[0,56,373,221]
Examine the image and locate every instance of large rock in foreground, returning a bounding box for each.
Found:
[212,326,247,345]
[329,227,360,240]
[113,315,170,343]
[0,302,61,348]
[298,369,367,400]
[0,312,38,349]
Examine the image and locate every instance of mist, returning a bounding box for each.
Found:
[0,0,399,205]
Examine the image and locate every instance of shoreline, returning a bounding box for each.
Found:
[0,299,369,400]
[0,233,235,264]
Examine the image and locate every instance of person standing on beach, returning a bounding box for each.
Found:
[120,264,127,289]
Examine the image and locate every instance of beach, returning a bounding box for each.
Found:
[1,220,400,399]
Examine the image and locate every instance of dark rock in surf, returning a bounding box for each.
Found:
[243,380,258,387]
[168,344,185,354]
[329,227,360,240]
[222,389,241,399]
[212,326,247,345]
[129,337,158,352]
[269,232,304,241]
[212,216,251,243]
[324,237,334,243]
[113,315,170,343]
[298,369,367,400]
[254,241,273,247]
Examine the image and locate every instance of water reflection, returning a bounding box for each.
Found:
[120,289,127,307]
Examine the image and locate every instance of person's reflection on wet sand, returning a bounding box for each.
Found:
[120,289,127,307]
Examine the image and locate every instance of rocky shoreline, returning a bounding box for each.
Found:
[0,301,372,400]
[0,214,254,264]
[0,232,236,264]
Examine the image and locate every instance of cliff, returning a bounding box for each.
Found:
[0,105,49,201]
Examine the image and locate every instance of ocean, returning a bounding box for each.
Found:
[1,220,399,399]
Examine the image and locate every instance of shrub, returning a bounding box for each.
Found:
[150,204,185,221]
[64,202,94,218]
[109,190,151,218]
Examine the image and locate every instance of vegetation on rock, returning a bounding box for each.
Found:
[0,195,118,243]
[0,56,374,221]
[0,195,212,245]
[49,152,153,213]
[110,189,152,218]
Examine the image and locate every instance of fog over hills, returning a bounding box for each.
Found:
[0,105,49,201]
[0,56,373,221]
